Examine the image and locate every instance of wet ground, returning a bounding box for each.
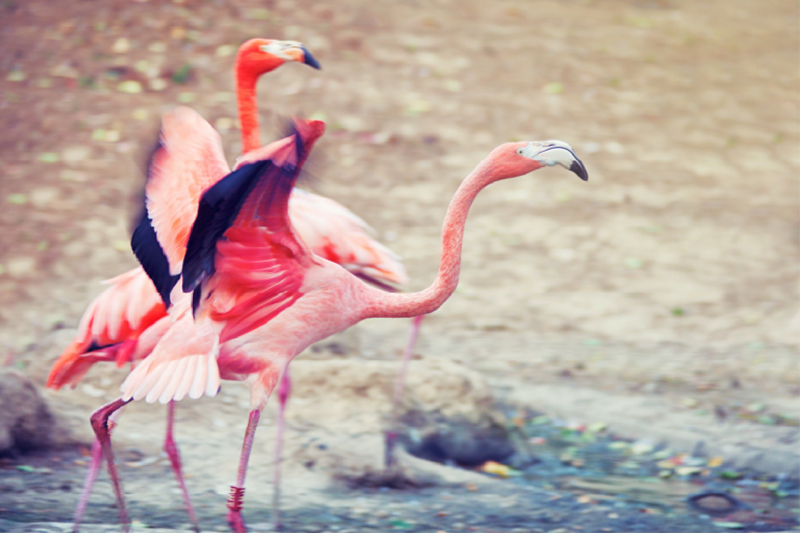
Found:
[1,429,794,533]
[1,0,799,531]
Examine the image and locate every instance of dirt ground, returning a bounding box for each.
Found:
[0,0,798,531]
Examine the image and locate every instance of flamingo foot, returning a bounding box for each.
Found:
[163,402,200,532]
[227,486,246,533]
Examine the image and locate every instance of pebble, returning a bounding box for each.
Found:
[30,187,59,208]
[215,117,235,131]
[38,152,60,163]
[624,257,644,269]
[216,44,236,57]
[118,80,142,94]
[630,440,655,455]
[81,384,105,398]
[5,256,36,278]
[112,37,131,54]
[444,79,462,92]
[544,82,564,94]
[583,141,600,154]
[150,78,168,91]
[213,91,234,102]
[92,129,121,142]
[60,169,90,181]
[7,193,27,205]
[50,62,79,78]
[339,115,366,132]
[62,145,91,164]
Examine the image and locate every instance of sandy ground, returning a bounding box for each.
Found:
[0,0,798,530]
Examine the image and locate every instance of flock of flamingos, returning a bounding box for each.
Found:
[44,38,588,532]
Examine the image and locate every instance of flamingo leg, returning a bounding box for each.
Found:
[163,401,200,532]
[272,368,291,530]
[227,409,262,533]
[89,397,132,532]
[385,315,424,469]
[73,407,125,532]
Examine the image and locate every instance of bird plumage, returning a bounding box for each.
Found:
[46,112,406,391]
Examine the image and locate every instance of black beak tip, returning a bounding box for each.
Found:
[302,47,321,70]
[570,160,589,181]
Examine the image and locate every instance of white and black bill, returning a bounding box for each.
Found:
[519,140,588,181]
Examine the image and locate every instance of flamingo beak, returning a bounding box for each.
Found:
[301,46,321,70]
[521,140,588,181]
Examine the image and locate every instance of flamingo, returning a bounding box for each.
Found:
[91,129,588,532]
[46,39,406,532]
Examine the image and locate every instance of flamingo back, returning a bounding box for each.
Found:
[289,189,408,288]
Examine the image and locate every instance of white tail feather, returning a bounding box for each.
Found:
[159,357,189,404]
[174,356,197,401]
[189,354,208,400]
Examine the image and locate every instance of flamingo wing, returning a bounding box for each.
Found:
[46,267,166,389]
[183,119,324,296]
[288,189,408,289]
[132,106,230,306]
[184,120,325,342]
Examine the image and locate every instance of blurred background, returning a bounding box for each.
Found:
[0,0,797,529]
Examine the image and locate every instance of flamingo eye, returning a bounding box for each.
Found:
[517,148,523,155]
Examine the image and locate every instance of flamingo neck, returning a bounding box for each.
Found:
[236,68,260,155]
[359,157,501,319]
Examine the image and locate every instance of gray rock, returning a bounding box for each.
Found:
[0,370,54,455]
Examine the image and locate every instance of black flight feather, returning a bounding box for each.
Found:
[181,159,273,294]
[182,121,309,297]
[130,136,180,308]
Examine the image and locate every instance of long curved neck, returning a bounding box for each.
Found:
[359,157,501,319]
[236,66,261,155]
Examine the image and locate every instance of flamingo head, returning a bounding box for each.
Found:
[236,39,321,76]
[488,140,588,182]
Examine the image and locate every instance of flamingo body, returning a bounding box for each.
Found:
[120,138,589,415]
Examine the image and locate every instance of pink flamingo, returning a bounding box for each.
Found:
[47,40,406,531]
[94,130,588,532]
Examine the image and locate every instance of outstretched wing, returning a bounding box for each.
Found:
[183,119,326,342]
[131,106,230,306]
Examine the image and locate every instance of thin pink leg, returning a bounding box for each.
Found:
[73,409,125,532]
[227,409,262,533]
[72,436,102,532]
[385,315,424,469]
[163,401,200,532]
[272,368,291,530]
[90,397,132,532]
